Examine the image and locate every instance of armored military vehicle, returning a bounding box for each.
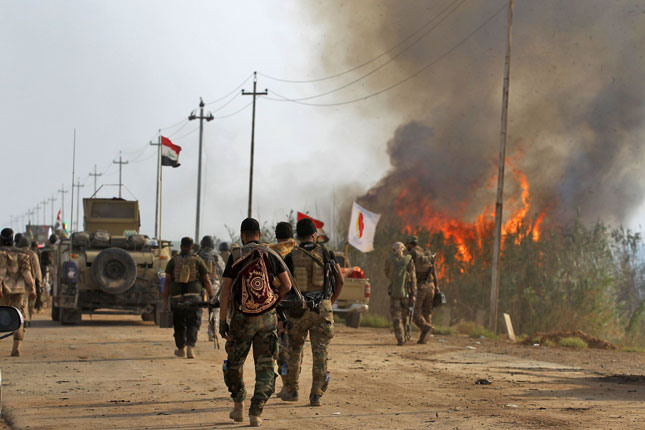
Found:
[51,198,171,324]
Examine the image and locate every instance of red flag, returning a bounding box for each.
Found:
[297,212,324,228]
[161,136,182,168]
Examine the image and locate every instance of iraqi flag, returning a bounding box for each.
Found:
[348,202,380,253]
[161,136,182,168]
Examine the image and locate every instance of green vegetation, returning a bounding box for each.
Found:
[359,313,391,329]
[468,325,497,339]
[558,337,589,348]
[621,345,645,353]
[433,325,456,336]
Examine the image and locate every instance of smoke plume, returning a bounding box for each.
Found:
[304,0,645,227]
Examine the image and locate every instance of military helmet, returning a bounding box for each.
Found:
[0,228,14,246]
[49,234,58,244]
[219,242,230,252]
[406,235,418,244]
[200,235,215,249]
[17,236,30,248]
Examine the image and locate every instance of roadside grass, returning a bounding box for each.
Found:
[360,313,391,328]
[454,321,497,339]
[622,345,645,352]
[558,337,588,348]
[434,325,456,336]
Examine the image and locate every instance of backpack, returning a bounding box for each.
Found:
[231,247,279,315]
[415,250,435,273]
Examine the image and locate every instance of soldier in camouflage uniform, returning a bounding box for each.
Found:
[219,218,292,427]
[268,221,298,396]
[385,242,417,345]
[219,242,231,263]
[0,228,36,357]
[17,236,42,326]
[198,235,224,343]
[281,218,344,407]
[163,237,214,359]
[406,235,439,344]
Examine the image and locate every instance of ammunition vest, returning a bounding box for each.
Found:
[173,254,199,284]
[0,248,34,295]
[291,245,326,293]
[198,249,219,278]
[389,254,412,299]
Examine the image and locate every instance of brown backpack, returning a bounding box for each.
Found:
[231,247,279,315]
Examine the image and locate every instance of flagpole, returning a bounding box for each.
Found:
[151,131,162,240]
[159,137,164,242]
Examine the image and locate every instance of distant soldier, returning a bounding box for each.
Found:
[163,237,214,359]
[17,236,42,327]
[281,218,344,407]
[198,235,224,343]
[0,228,36,356]
[219,218,292,427]
[385,242,417,345]
[406,235,439,344]
[40,234,58,306]
[219,242,232,264]
[268,221,298,396]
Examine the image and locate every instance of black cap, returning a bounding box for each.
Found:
[200,235,215,249]
[49,234,58,244]
[275,222,293,240]
[180,237,194,247]
[296,218,317,238]
[219,242,230,252]
[1,228,14,246]
[240,218,260,233]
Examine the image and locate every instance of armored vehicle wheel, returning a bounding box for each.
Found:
[51,304,60,322]
[345,313,361,328]
[92,247,137,295]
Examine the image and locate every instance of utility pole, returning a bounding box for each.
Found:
[58,184,68,225]
[113,152,129,199]
[188,98,213,240]
[89,164,102,196]
[73,178,85,232]
[41,199,48,226]
[70,129,76,236]
[489,0,514,333]
[49,195,56,226]
[242,72,268,218]
[150,132,164,240]
[34,205,40,225]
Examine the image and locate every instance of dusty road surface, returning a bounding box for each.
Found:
[1,313,643,429]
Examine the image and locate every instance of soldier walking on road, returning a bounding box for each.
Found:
[281,218,344,407]
[163,237,214,359]
[17,236,42,327]
[406,235,440,344]
[385,242,417,345]
[198,235,224,343]
[219,218,292,427]
[0,228,36,357]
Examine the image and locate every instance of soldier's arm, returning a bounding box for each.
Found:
[197,258,214,298]
[219,277,233,323]
[276,271,291,299]
[331,262,344,304]
[408,259,417,298]
[163,273,172,310]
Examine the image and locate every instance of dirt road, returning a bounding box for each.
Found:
[1,313,643,429]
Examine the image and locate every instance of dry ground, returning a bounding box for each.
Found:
[0,312,643,429]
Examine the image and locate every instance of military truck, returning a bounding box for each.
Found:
[333,252,370,328]
[51,198,171,324]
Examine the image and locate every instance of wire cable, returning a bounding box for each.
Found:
[174,126,200,141]
[213,101,253,119]
[266,2,507,107]
[204,73,254,105]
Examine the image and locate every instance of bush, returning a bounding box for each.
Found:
[434,325,456,336]
[454,320,477,335]
[469,325,497,339]
[558,337,588,348]
[359,313,391,328]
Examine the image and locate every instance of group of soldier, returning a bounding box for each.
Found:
[162,217,343,427]
[0,227,57,356]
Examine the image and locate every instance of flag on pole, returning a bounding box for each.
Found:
[161,136,182,168]
[348,202,380,253]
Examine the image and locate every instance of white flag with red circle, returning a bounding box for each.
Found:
[348,202,380,253]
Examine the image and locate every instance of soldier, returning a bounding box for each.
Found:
[198,235,224,343]
[17,236,42,327]
[281,218,344,407]
[0,228,36,356]
[40,234,58,306]
[385,242,417,345]
[406,235,439,344]
[268,221,298,397]
[219,242,231,263]
[163,237,214,359]
[219,218,292,427]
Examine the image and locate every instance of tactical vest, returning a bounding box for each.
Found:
[0,248,34,295]
[173,254,199,284]
[291,245,326,293]
[198,249,218,278]
[389,254,412,299]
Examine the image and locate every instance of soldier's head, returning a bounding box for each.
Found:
[31,241,38,250]
[296,218,317,243]
[406,235,418,250]
[14,233,24,245]
[392,241,405,257]
[49,234,58,245]
[240,218,261,244]
[200,235,215,250]
[180,237,194,253]
[0,228,14,246]
[219,242,230,252]
[17,236,30,248]
[275,222,293,243]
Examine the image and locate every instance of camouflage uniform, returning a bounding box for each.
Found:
[385,252,416,343]
[283,243,335,399]
[198,245,224,342]
[19,240,42,323]
[407,244,436,339]
[0,246,35,355]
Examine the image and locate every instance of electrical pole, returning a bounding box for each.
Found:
[73,178,85,232]
[41,199,47,226]
[188,98,214,240]
[70,129,76,236]
[113,152,129,199]
[489,0,514,333]
[49,195,56,226]
[150,132,163,240]
[242,72,268,219]
[58,184,68,226]
[34,205,40,225]
[89,164,102,196]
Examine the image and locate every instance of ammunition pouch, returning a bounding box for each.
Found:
[433,291,446,308]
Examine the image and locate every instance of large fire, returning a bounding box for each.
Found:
[395,164,546,265]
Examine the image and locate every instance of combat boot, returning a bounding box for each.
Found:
[280,390,298,402]
[309,393,322,407]
[11,339,21,357]
[186,345,196,359]
[229,401,244,422]
[249,414,262,427]
[417,326,433,344]
[174,347,185,357]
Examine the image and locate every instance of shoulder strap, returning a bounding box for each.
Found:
[298,245,325,267]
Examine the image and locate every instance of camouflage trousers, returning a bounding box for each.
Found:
[223,309,278,416]
[277,330,304,387]
[284,299,334,396]
[390,297,412,342]
[413,284,435,331]
[0,294,25,341]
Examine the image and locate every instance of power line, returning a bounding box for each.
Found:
[173,126,200,141]
[258,0,462,84]
[265,2,508,108]
[214,101,253,119]
[204,73,254,105]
